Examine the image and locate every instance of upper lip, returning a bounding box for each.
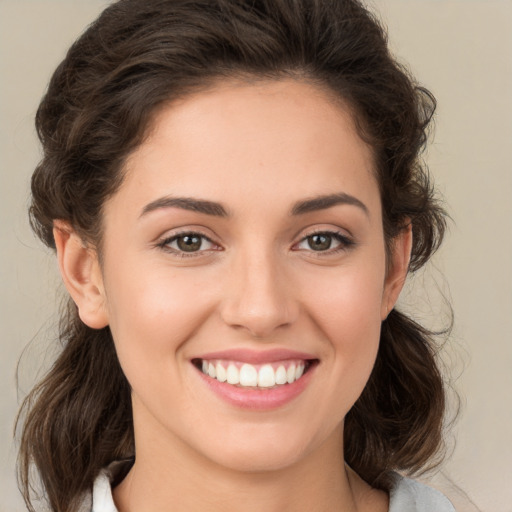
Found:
[193,348,317,364]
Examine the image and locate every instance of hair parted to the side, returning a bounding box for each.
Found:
[18,0,448,510]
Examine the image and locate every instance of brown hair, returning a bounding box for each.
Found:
[18,0,448,510]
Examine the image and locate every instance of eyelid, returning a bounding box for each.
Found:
[292,228,355,254]
[156,229,222,257]
[154,226,354,257]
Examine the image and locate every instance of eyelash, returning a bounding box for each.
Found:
[157,231,219,258]
[293,230,355,255]
[156,229,355,258]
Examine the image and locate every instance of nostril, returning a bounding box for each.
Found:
[219,271,298,337]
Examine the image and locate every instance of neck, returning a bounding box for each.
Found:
[113,427,386,512]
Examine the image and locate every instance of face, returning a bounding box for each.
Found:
[85,80,408,473]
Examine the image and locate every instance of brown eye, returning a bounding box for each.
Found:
[306,233,333,251]
[294,231,354,254]
[161,232,217,254]
[176,234,203,252]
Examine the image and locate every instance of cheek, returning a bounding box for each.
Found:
[302,259,385,337]
[102,264,222,424]
[300,260,385,401]
[103,262,216,369]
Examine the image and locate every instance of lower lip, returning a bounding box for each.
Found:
[195,364,316,411]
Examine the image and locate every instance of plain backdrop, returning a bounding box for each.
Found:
[1,1,511,511]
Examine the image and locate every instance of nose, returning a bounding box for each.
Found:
[219,249,298,339]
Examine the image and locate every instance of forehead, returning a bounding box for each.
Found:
[116,79,378,217]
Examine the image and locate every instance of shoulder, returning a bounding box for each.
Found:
[78,461,129,512]
[90,469,118,512]
[76,469,118,511]
[389,473,456,512]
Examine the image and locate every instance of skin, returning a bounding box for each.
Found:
[54,79,411,512]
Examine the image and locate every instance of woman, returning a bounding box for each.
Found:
[17,0,453,510]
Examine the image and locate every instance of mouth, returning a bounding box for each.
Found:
[191,358,318,390]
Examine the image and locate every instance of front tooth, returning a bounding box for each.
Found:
[258,364,276,388]
[208,362,216,378]
[239,364,258,387]
[226,364,240,385]
[287,363,296,384]
[275,365,287,385]
[295,362,305,380]
[216,362,227,382]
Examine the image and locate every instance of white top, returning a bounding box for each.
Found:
[81,463,456,512]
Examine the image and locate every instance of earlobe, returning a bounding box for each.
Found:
[381,223,413,320]
[53,220,109,329]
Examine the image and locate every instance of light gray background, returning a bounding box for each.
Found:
[1,1,511,511]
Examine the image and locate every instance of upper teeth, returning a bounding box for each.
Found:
[200,359,306,388]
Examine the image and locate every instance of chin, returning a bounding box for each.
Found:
[193,422,333,474]
[208,444,308,474]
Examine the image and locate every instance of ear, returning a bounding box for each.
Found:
[381,223,413,320]
[53,220,109,329]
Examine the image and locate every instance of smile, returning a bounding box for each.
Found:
[191,349,318,410]
[194,359,311,388]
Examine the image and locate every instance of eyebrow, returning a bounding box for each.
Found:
[291,192,369,217]
[140,196,229,218]
[139,192,368,219]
